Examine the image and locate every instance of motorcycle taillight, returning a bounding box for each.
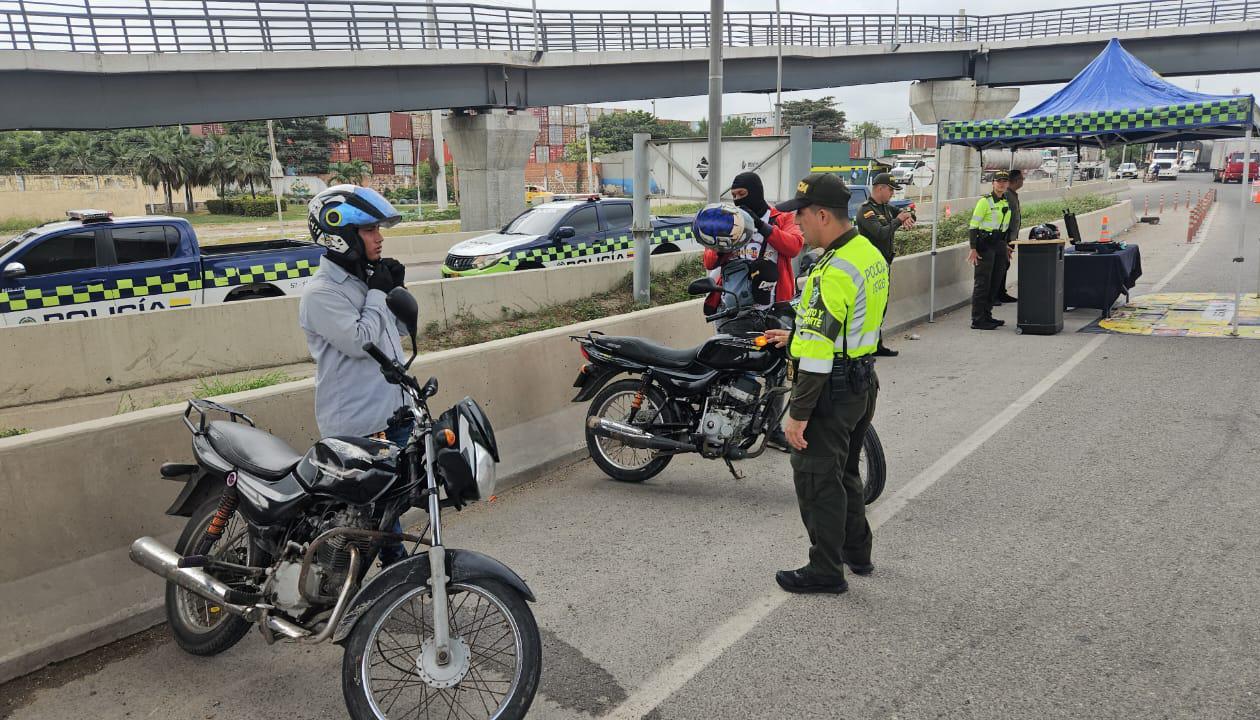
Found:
[580,345,591,361]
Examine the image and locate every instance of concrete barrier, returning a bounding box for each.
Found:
[1,251,698,408]
[920,179,1128,223]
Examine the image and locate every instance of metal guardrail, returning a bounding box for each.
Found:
[0,0,1255,54]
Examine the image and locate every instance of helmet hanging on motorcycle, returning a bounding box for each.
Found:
[692,202,754,253]
[307,184,403,265]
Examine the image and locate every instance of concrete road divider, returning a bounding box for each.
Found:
[1,251,698,409]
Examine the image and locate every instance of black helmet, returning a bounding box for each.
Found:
[1029,223,1060,240]
[306,184,402,265]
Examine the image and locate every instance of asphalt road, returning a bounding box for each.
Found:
[6,174,1259,720]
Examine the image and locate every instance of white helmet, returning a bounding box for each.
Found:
[692,203,754,253]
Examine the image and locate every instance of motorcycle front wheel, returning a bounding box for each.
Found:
[342,578,542,720]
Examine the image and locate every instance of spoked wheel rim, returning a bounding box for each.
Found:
[175,511,251,634]
[362,582,524,719]
[592,390,663,472]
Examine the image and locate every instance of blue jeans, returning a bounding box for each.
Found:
[377,418,415,565]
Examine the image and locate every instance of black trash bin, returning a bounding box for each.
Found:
[1015,240,1065,335]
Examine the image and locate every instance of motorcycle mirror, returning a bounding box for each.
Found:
[687,277,722,296]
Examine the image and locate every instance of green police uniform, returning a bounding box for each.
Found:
[855,199,901,264]
[969,187,1012,324]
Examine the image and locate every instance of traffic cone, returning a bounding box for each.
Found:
[1100,215,1111,243]
[1160,194,1165,214]
[1144,194,1149,215]
[1174,193,1179,211]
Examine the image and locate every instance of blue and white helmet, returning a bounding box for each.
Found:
[692,202,754,253]
[307,184,402,259]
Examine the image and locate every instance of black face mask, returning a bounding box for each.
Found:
[731,172,770,218]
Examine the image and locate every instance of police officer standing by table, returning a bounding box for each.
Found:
[764,173,889,595]
[967,171,1013,330]
[991,169,1023,307]
[856,172,915,356]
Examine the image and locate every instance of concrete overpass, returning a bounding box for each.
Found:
[2,1,1260,129]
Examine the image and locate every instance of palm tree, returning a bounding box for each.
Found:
[132,127,185,211]
[203,134,240,197]
[854,121,883,159]
[233,134,270,197]
[329,160,370,186]
[53,132,98,175]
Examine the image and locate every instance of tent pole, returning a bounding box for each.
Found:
[1235,126,1252,337]
[928,143,942,322]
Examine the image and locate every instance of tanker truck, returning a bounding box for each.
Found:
[980,149,1043,180]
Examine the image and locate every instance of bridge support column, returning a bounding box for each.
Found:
[910,80,1020,201]
[443,109,540,232]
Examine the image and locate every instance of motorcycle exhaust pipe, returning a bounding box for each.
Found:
[129,536,254,618]
[587,417,696,452]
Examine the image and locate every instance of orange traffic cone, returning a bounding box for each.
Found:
[1100,215,1111,243]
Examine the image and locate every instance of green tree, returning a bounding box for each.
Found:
[853,121,883,158]
[563,136,617,162]
[52,132,100,175]
[203,134,240,197]
[586,111,697,153]
[694,116,758,137]
[224,117,344,174]
[781,97,849,142]
[329,160,371,186]
[233,134,271,197]
[132,127,185,211]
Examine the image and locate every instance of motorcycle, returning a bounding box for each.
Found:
[129,288,541,720]
[570,277,887,503]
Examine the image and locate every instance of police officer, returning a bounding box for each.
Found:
[967,171,1013,330]
[765,173,889,595]
[856,172,915,356]
[991,169,1023,306]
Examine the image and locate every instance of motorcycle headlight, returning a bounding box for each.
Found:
[471,252,507,269]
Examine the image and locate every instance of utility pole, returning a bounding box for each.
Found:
[632,133,651,305]
[774,0,783,135]
[707,0,724,203]
[585,124,595,193]
[424,0,449,211]
[266,119,285,236]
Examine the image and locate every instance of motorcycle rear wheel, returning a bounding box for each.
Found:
[585,379,675,483]
[165,497,268,656]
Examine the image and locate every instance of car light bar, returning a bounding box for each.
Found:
[66,209,114,223]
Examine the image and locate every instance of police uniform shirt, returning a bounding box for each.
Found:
[856,200,898,263]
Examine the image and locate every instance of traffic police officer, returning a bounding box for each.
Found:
[991,169,1023,306]
[856,172,915,356]
[967,170,1012,330]
[765,173,889,595]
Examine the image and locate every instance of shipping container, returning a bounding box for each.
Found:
[548,106,562,124]
[417,138,435,162]
[326,115,348,132]
[329,140,351,163]
[562,126,577,143]
[412,112,432,138]
[575,107,589,125]
[549,145,564,162]
[349,135,373,161]
[390,112,412,139]
[371,161,394,176]
[530,107,548,119]
[347,114,370,136]
[394,164,415,177]
[368,113,392,137]
[535,146,548,163]
[548,125,563,145]
[563,107,576,126]
[392,138,414,162]
[370,136,394,164]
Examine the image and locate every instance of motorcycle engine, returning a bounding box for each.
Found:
[698,374,762,456]
[267,507,376,615]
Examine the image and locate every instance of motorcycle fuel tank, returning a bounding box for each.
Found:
[696,336,778,372]
[294,436,402,505]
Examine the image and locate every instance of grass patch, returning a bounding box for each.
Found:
[895,193,1116,256]
[193,370,296,398]
[176,208,307,226]
[424,257,706,351]
[0,217,56,233]
[654,202,704,216]
[0,426,30,438]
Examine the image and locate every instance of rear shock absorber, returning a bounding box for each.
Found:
[192,483,240,557]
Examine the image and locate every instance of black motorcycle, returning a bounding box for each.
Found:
[571,277,887,502]
[129,288,541,720]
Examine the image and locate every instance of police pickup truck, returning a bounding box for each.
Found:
[0,210,325,326]
[442,196,696,277]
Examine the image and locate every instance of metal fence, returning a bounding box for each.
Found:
[0,0,1255,54]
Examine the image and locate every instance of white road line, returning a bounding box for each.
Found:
[603,334,1109,720]
[603,201,1210,719]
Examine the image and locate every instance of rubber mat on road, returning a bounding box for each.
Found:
[1080,293,1260,338]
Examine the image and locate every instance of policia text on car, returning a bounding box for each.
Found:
[967,171,1013,331]
[766,173,889,595]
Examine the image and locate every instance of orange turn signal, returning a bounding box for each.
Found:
[754,336,770,347]
[440,429,456,447]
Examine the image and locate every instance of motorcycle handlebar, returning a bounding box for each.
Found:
[363,342,393,368]
[363,342,422,395]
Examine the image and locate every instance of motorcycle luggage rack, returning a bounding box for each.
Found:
[183,398,257,434]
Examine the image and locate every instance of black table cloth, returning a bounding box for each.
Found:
[1063,244,1143,317]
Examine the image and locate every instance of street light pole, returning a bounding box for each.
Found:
[266,119,285,236]
[774,0,783,135]
[707,0,724,203]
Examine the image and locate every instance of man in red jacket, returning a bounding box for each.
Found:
[702,172,805,307]
[702,172,804,451]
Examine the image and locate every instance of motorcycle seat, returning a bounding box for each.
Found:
[593,336,701,369]
[206,421,304,481]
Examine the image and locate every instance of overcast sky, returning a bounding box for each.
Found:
[507,0,1260,131]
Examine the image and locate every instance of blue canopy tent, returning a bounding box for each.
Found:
[930,39,1260,334]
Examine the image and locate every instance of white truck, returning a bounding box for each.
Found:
[1149,149,1181,180]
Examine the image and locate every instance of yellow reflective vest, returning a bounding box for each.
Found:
[790,229,890,374]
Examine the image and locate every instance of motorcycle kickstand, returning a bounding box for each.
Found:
[723,456,744,480]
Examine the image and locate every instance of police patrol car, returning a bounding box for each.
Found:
[442,196,696,277]
[0,210,325,327]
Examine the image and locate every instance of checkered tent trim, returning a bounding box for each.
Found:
[507,226,693,266]
[939,98,1254,144]
[0,257,318,313]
